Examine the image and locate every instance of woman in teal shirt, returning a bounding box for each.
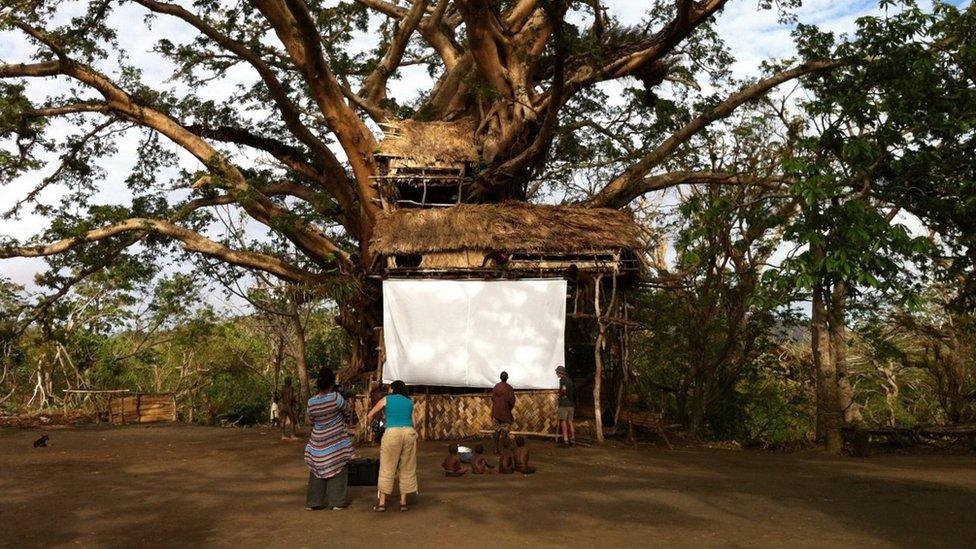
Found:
[365,380,417,511]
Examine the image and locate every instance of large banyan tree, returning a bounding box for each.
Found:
[1,0,835,374]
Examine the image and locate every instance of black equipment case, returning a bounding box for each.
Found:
[346,458,380,486]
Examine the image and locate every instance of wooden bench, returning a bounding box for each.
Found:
[842,424,976,456]
[478,429,560,439]
[619,409,672,449]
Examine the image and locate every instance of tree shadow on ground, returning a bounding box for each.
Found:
[2,426,974,547]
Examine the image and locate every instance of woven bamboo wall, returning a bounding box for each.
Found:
[351,390,559,440]
[109,394,177,425]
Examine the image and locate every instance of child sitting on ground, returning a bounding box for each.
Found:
[442,444,467,476]
[514,436,537,474]
[497,438,516,474]
[471,444,495,474]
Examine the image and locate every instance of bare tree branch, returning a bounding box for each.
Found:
[5,19,354,271]
[0,60,61,78]
[132,0,359,224]
[590,60,842,207]
[3,119,120,219]
[25,102,111,117]
[251,0,381,227]
[1,218,328,283]
[360,0,429,106]
[559,0,726,100]
[354,0,406,18]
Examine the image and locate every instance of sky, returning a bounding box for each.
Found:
[0,0,968,308]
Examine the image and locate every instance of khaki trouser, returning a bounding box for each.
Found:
[378,427,418,495]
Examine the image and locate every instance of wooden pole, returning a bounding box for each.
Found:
[593,274,605,444]
[424,385,430,440]
[613,296,628,427]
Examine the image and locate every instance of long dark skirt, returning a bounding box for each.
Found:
[306,465,348,509]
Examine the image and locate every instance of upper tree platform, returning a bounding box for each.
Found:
[373,118,479,208]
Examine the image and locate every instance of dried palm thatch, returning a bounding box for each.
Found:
[371,202,641,255]
[376,118,479,163]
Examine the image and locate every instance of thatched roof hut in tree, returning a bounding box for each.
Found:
[372,119,479,208]
[368,202,647,442]
[371,202,644,274]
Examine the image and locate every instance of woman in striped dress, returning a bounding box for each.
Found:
[304,367,355,510]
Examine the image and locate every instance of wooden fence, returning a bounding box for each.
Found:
[351,390,559,440]
[109,393,178,425]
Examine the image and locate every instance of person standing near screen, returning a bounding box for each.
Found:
[365,380,418,512]
[555,366,575,447]
[491,371,516,454]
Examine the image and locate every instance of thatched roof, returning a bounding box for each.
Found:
[376,118,479,163]
[371,203,642,255]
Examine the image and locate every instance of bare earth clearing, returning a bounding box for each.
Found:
[1,425,974,548]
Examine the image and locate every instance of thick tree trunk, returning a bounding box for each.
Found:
[289,298,312,404]
[675,375,693,430]
[880,363,899,427]
[593,329,605,443]
[612,321,628,428]
[336,280,382,383]
[813,349,827,442]
[812,283,843,454]
[828,280,859,424]
[931,328,973,424]
[271,332,285,397]
[688,384,708,437]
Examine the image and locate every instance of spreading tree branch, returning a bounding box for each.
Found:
[251,0,381,226]
[359,0,429,106]
[132,0,359,226]
[1,219,328,284]
[590,60,842,207]
[4,20,354,271]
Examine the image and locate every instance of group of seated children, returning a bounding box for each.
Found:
[442,436,536,476]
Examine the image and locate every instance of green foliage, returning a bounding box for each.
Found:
[855,282,976,425]
[305,311,352,371]
[203,367,268,426]
[779,1,976,304]
[1,270,357,425]
[631,182,803,440]
[732,360,816,446]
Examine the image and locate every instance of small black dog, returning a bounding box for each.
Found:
[33,435,49,448]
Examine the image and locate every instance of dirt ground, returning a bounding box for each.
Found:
[1,425,974,548]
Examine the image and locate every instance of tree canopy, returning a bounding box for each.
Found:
[2,1,975,450]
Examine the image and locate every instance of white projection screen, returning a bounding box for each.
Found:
[382,279,566,389]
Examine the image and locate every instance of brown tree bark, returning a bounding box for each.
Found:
[289,295,312,405]
[811,282,843,454]
[271,332,286,396]
[828,280,859,424]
